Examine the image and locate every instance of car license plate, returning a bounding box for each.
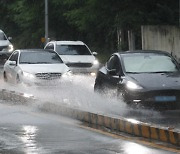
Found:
[155,96,176,102]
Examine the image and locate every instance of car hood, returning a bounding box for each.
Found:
[60,55,95,63]
[0,40,11,46]
[127,72,180,89]
[19,64,69,74]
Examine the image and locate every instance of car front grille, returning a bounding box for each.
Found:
[35,73,62,80]
[0,46,8,51]
[66,63,93,68]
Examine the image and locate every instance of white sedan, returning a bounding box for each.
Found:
[3,49,71,86]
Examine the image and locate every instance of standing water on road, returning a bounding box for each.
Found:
[0,74,179,130]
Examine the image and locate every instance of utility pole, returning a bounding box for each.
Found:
[45,0,48,45]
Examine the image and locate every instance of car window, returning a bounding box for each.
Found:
[45,43,54,50]
[56,45,91,55]
[107,55,121,73]
[122,53,179,73]
[9,51,19,61]
[19,51,63,64]
[0,31,7,40]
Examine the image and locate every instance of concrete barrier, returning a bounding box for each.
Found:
[0,89,179,147]
[40,102,179,146]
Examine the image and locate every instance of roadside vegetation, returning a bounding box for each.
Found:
[0,0,178,63]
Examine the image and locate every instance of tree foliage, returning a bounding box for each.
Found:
[0,0,178,54]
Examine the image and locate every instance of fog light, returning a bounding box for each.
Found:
[133,100,141,102]
[90,72,96,76]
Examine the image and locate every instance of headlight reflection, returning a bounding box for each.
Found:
[123,142,152,154]
[20,125,39,153]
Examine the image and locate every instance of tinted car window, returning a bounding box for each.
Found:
[56,45,91,55]
[9,51,19,61]
[0,32,6,40]
[106,55,121,75]
[107,55,119,69]
[45,43,54,50]
[19,51,63,64]
[122,53,179,73]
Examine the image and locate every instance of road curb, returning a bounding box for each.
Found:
[0,89,35,103]
[40,102,180,146]
[0,89,179,146]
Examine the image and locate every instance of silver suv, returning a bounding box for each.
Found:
[0,29,14,64]
[44,41,99,76]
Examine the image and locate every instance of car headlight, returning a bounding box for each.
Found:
[93,59,99,65]
[23,72,35,79]
[62,70,73,78]
[8,44,14,52]
[90,72,96,76]
[126,81,143,90]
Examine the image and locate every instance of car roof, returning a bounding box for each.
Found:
[50,41,85,45]
[16,49,55,53]
[117,50,171,55]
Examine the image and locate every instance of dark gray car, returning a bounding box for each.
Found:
[94,50,180,110]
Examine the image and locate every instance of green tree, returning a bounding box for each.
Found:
[0,0,179,55]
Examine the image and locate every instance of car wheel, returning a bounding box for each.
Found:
[3,72,8,82]
[94,81,105,93]
[16,75,22,84]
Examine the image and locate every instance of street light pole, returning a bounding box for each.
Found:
[45,0,48,44]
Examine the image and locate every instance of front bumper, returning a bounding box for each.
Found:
[68,67,98,75]
[122,89,180,110]
[22,75,73,87]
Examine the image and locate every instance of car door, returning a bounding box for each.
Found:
[105,55,122,89]
[5,51,19,82]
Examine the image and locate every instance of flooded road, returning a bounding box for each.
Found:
[0,70,179,131]
[0,67,179,153]
[0,101,176,154]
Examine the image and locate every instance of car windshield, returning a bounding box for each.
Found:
[0,32,7,40]
[56,45,91,55]
[19,51,63,64]
[122,53,179,73]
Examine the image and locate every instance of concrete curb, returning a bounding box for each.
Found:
[40,102,180,146]
[0,89,179,146]
[0,89,35,103]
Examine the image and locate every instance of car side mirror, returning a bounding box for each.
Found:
[92,52,98,56]
[8,37,12,40]
[9,61,16,66]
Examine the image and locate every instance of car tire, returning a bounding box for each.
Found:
[3,72,8,82]
[16,75,22,84]
[94,81,105,93]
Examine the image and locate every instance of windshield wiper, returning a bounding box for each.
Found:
[34,62,50,64]
[20,62,35,64]
[152,71,174,73]
[126,72,140,74]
